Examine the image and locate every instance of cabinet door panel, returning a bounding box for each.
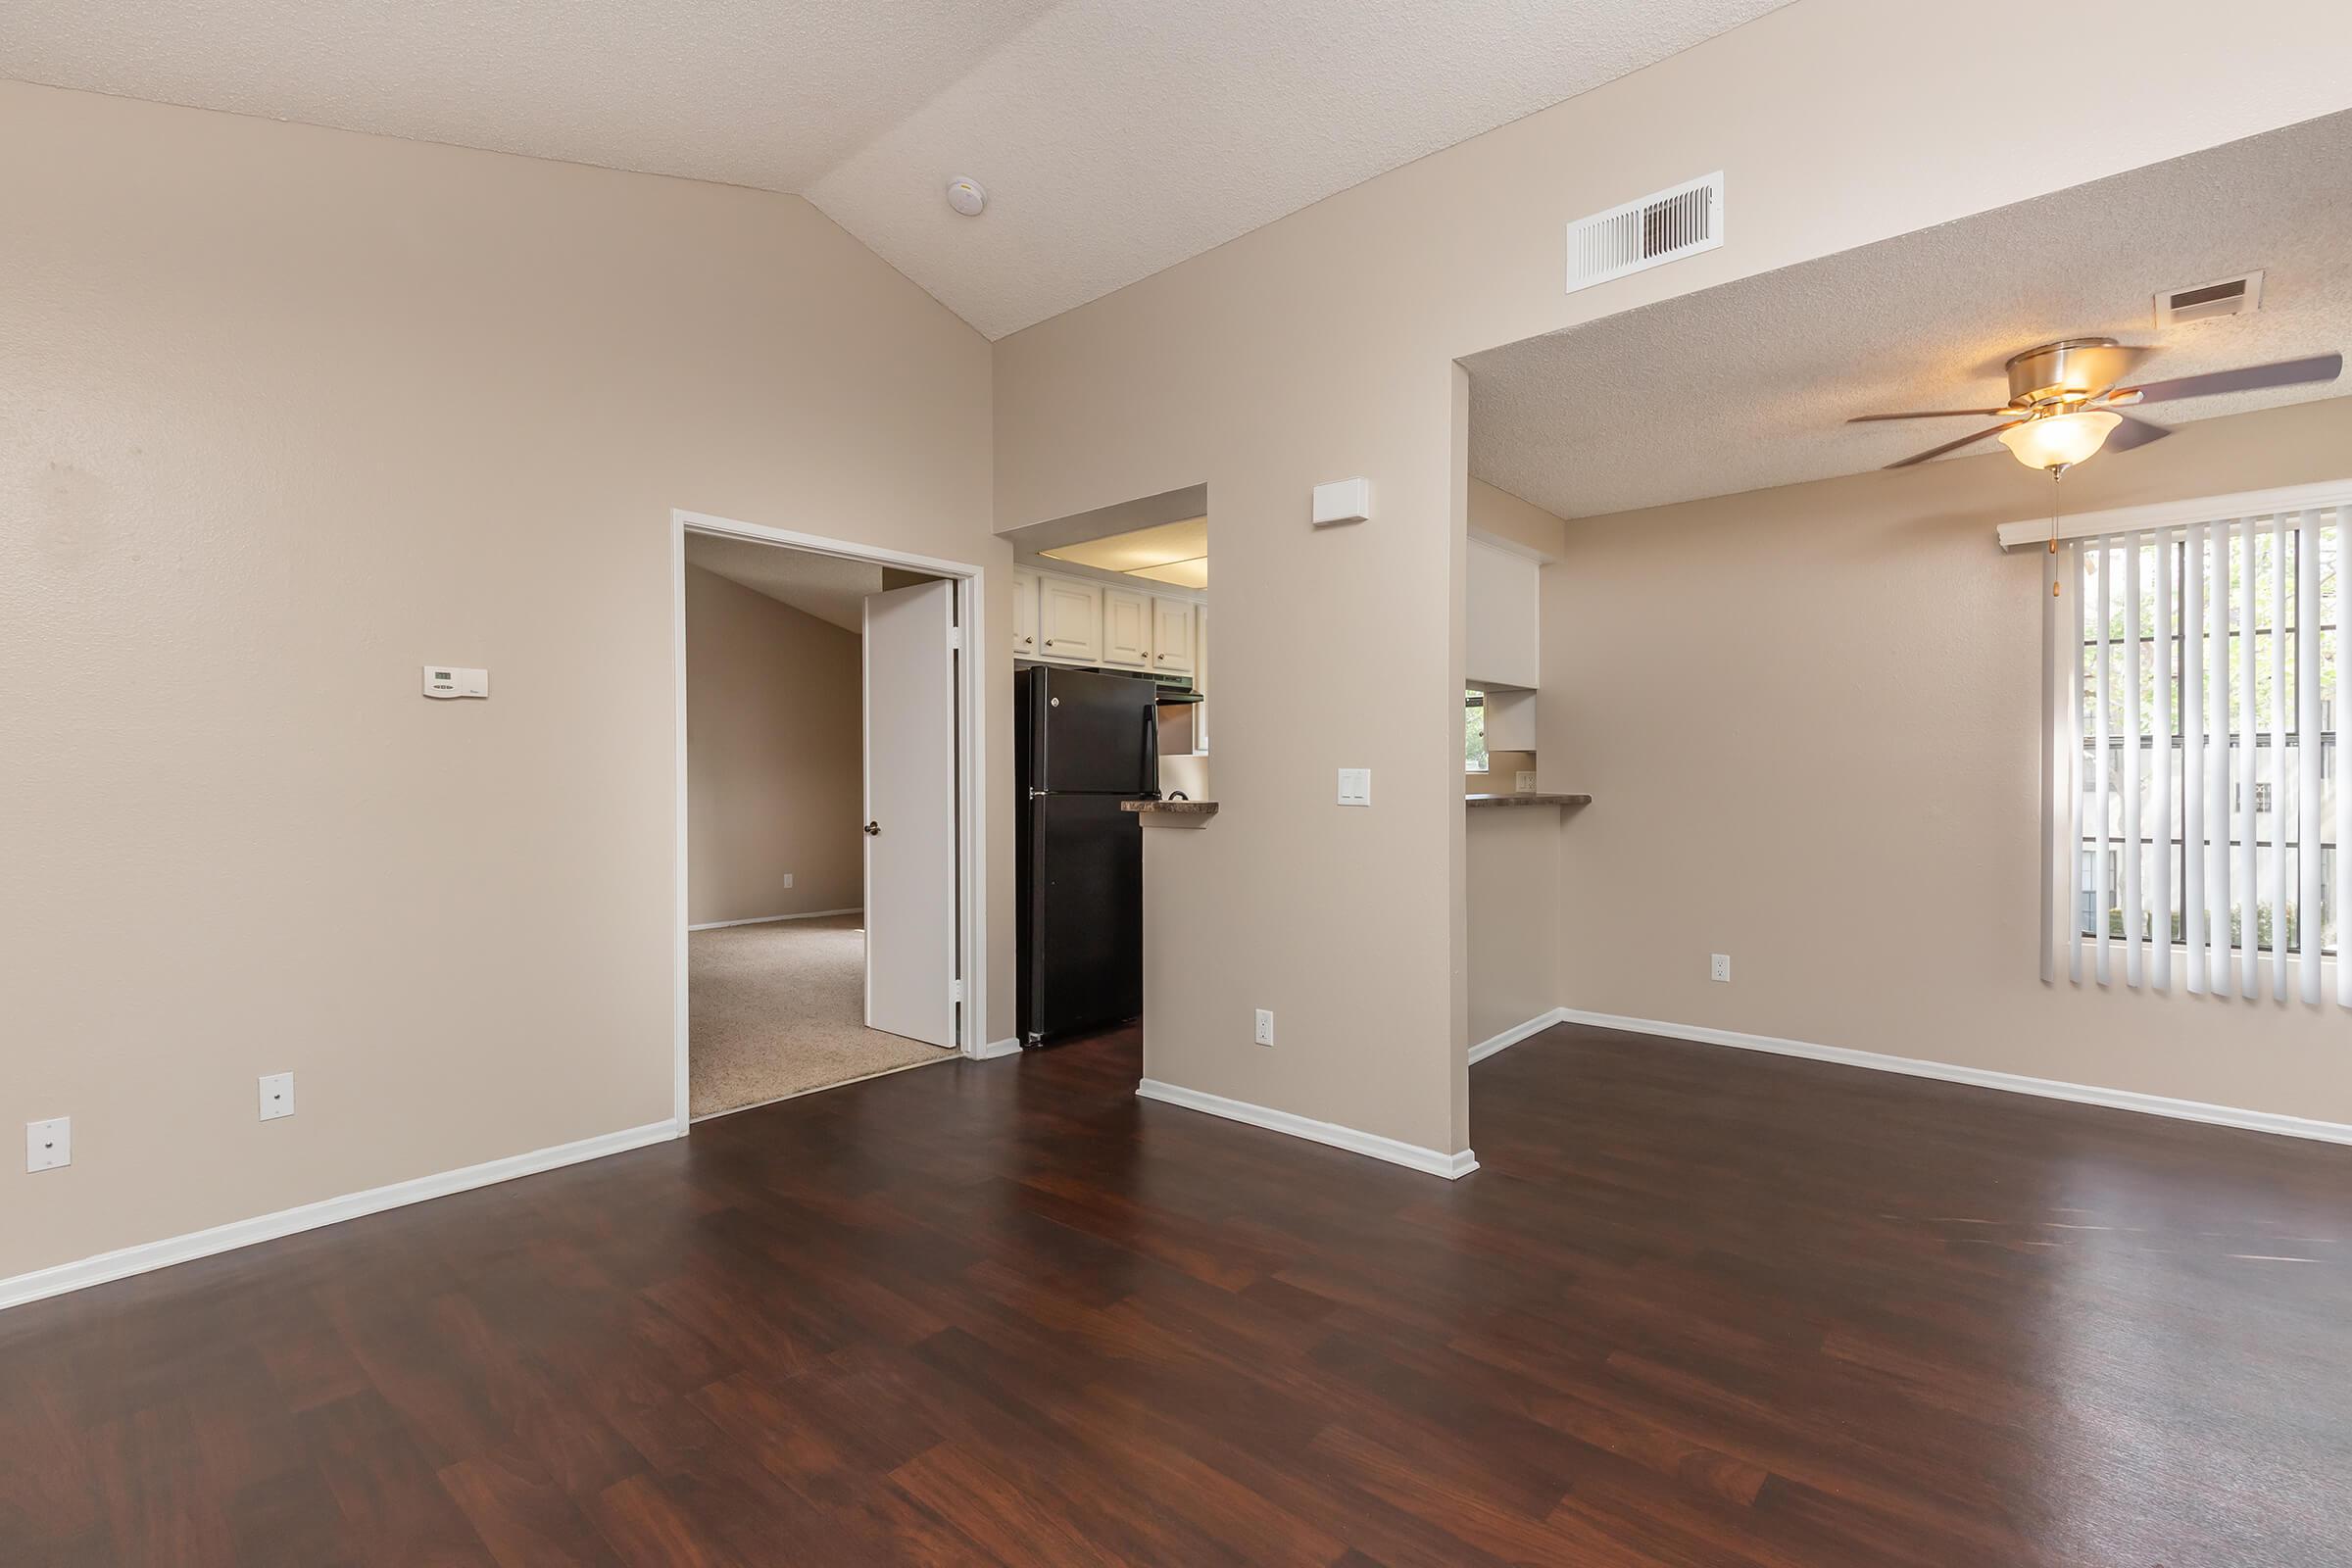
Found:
[1039,575,1102,663]
[1151,597,1196,675]
[1102,588,1152,668]
[1011,568,1040,657]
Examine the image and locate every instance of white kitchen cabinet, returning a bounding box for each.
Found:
[1151,596,1196,675]
[1102,586,1152,668]
[1037,574,1102,663]
[1465,538,1540,690]
[1010,568,1040,658]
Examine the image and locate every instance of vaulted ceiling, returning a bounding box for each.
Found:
[0,0,1788,338]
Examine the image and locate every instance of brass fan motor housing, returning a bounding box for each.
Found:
[2003,337,2136,413]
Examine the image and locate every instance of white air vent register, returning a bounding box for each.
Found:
[1566,172,1724,293]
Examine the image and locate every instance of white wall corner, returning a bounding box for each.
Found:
[968,1036,1024,1060]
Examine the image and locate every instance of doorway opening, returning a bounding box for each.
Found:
[1003,485,1209,1048]
[670,510,988,1127]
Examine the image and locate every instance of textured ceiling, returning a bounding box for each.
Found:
[1466,111,2352,519]
[685,533,886,634]
[0,0,1786,338]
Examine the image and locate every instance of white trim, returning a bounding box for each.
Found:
[1136,1079,1478,1179]
[672,510,990,1134]
[687,907,861,932]
[967,1036,1023,1060]
[1995,478,2352,551]
[1,1119,679,1313]
[1467,1007,1567,1065]
[1555,1008,2352,1147]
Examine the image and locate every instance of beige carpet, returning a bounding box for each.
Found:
[689,914,951,1118]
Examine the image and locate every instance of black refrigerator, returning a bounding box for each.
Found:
[1016,665,1160,1046]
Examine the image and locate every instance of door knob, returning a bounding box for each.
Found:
[863,820,881,836]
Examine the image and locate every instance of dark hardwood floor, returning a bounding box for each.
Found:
[4,1022,2348,1566]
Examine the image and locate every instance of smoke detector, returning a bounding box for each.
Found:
[2154,270,2263,328]
[946,177,987,218]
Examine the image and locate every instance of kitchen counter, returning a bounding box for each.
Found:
[1465,792,1590,808]
[1123,799,1219,820]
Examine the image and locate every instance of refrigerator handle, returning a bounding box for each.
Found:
[1141,697,1161,799]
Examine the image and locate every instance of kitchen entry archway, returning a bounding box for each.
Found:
[669,508,991,1133]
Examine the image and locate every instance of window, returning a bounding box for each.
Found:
[2045,499,2352,1004]
[1465,688,1489,774]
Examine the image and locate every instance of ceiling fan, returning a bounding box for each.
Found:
[1851,337,2344,471]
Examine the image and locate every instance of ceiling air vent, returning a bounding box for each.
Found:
[1566,172,1724,293]
[2155,270,2264,327]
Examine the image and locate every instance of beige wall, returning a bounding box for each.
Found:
[1468,480,1568,560]
[1467,808,1561,1045]
[1543,395,2352,1123]
[0,81,1007,1283]
[1468,751,1537,795]
[994,0,2352,1159]
[685,566,863,925]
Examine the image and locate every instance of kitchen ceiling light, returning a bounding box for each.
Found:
[1997,409,2121,472]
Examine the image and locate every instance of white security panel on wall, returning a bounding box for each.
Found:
[422,665,490,699]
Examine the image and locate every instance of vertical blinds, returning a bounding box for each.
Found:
[2043,504,2347,999]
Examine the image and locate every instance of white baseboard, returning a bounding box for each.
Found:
[967,1036,1023,1060]
[688,907,860,931]
[1137,1078,1477,1179]
[1555,1008,2352,1148]
[1468,1007,1568,1065]
[0,1118,681,1313]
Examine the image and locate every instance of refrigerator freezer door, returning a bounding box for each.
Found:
[1034,667,1159,796]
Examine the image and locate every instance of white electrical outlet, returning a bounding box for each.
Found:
[1336,767,1372,807]
[26,1117,71,1172]
[1253,1008,1275,1047]
[1515,771,1537,793]
[259,1072,295,1120]
[1710,954,1732,983]
[779,872,794,889]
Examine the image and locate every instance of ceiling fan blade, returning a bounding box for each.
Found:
[2103,413,2173,452]
[1847,409,2011,422]
[2126,353,2343,405]
[1886,423,2006,469]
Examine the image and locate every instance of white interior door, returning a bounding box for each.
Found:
[862,579,958,1049]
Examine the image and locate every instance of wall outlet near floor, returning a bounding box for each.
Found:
[1254,1008,1275,1047]
[259,1072,295,1121]
[1710,954,1732,983]
[26,1117,70,1172]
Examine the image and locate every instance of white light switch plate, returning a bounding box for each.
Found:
[1516,771,1538,793]
[422,665,490,699]
[26,1117,70,1172]
[259,1072,295,1120]
[1337,767,1372,807]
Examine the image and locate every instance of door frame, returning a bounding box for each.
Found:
[670,508,991,1133]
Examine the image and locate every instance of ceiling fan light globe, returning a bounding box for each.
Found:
[1998,410,2121,470]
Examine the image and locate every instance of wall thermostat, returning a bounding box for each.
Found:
[422,665,490,699]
